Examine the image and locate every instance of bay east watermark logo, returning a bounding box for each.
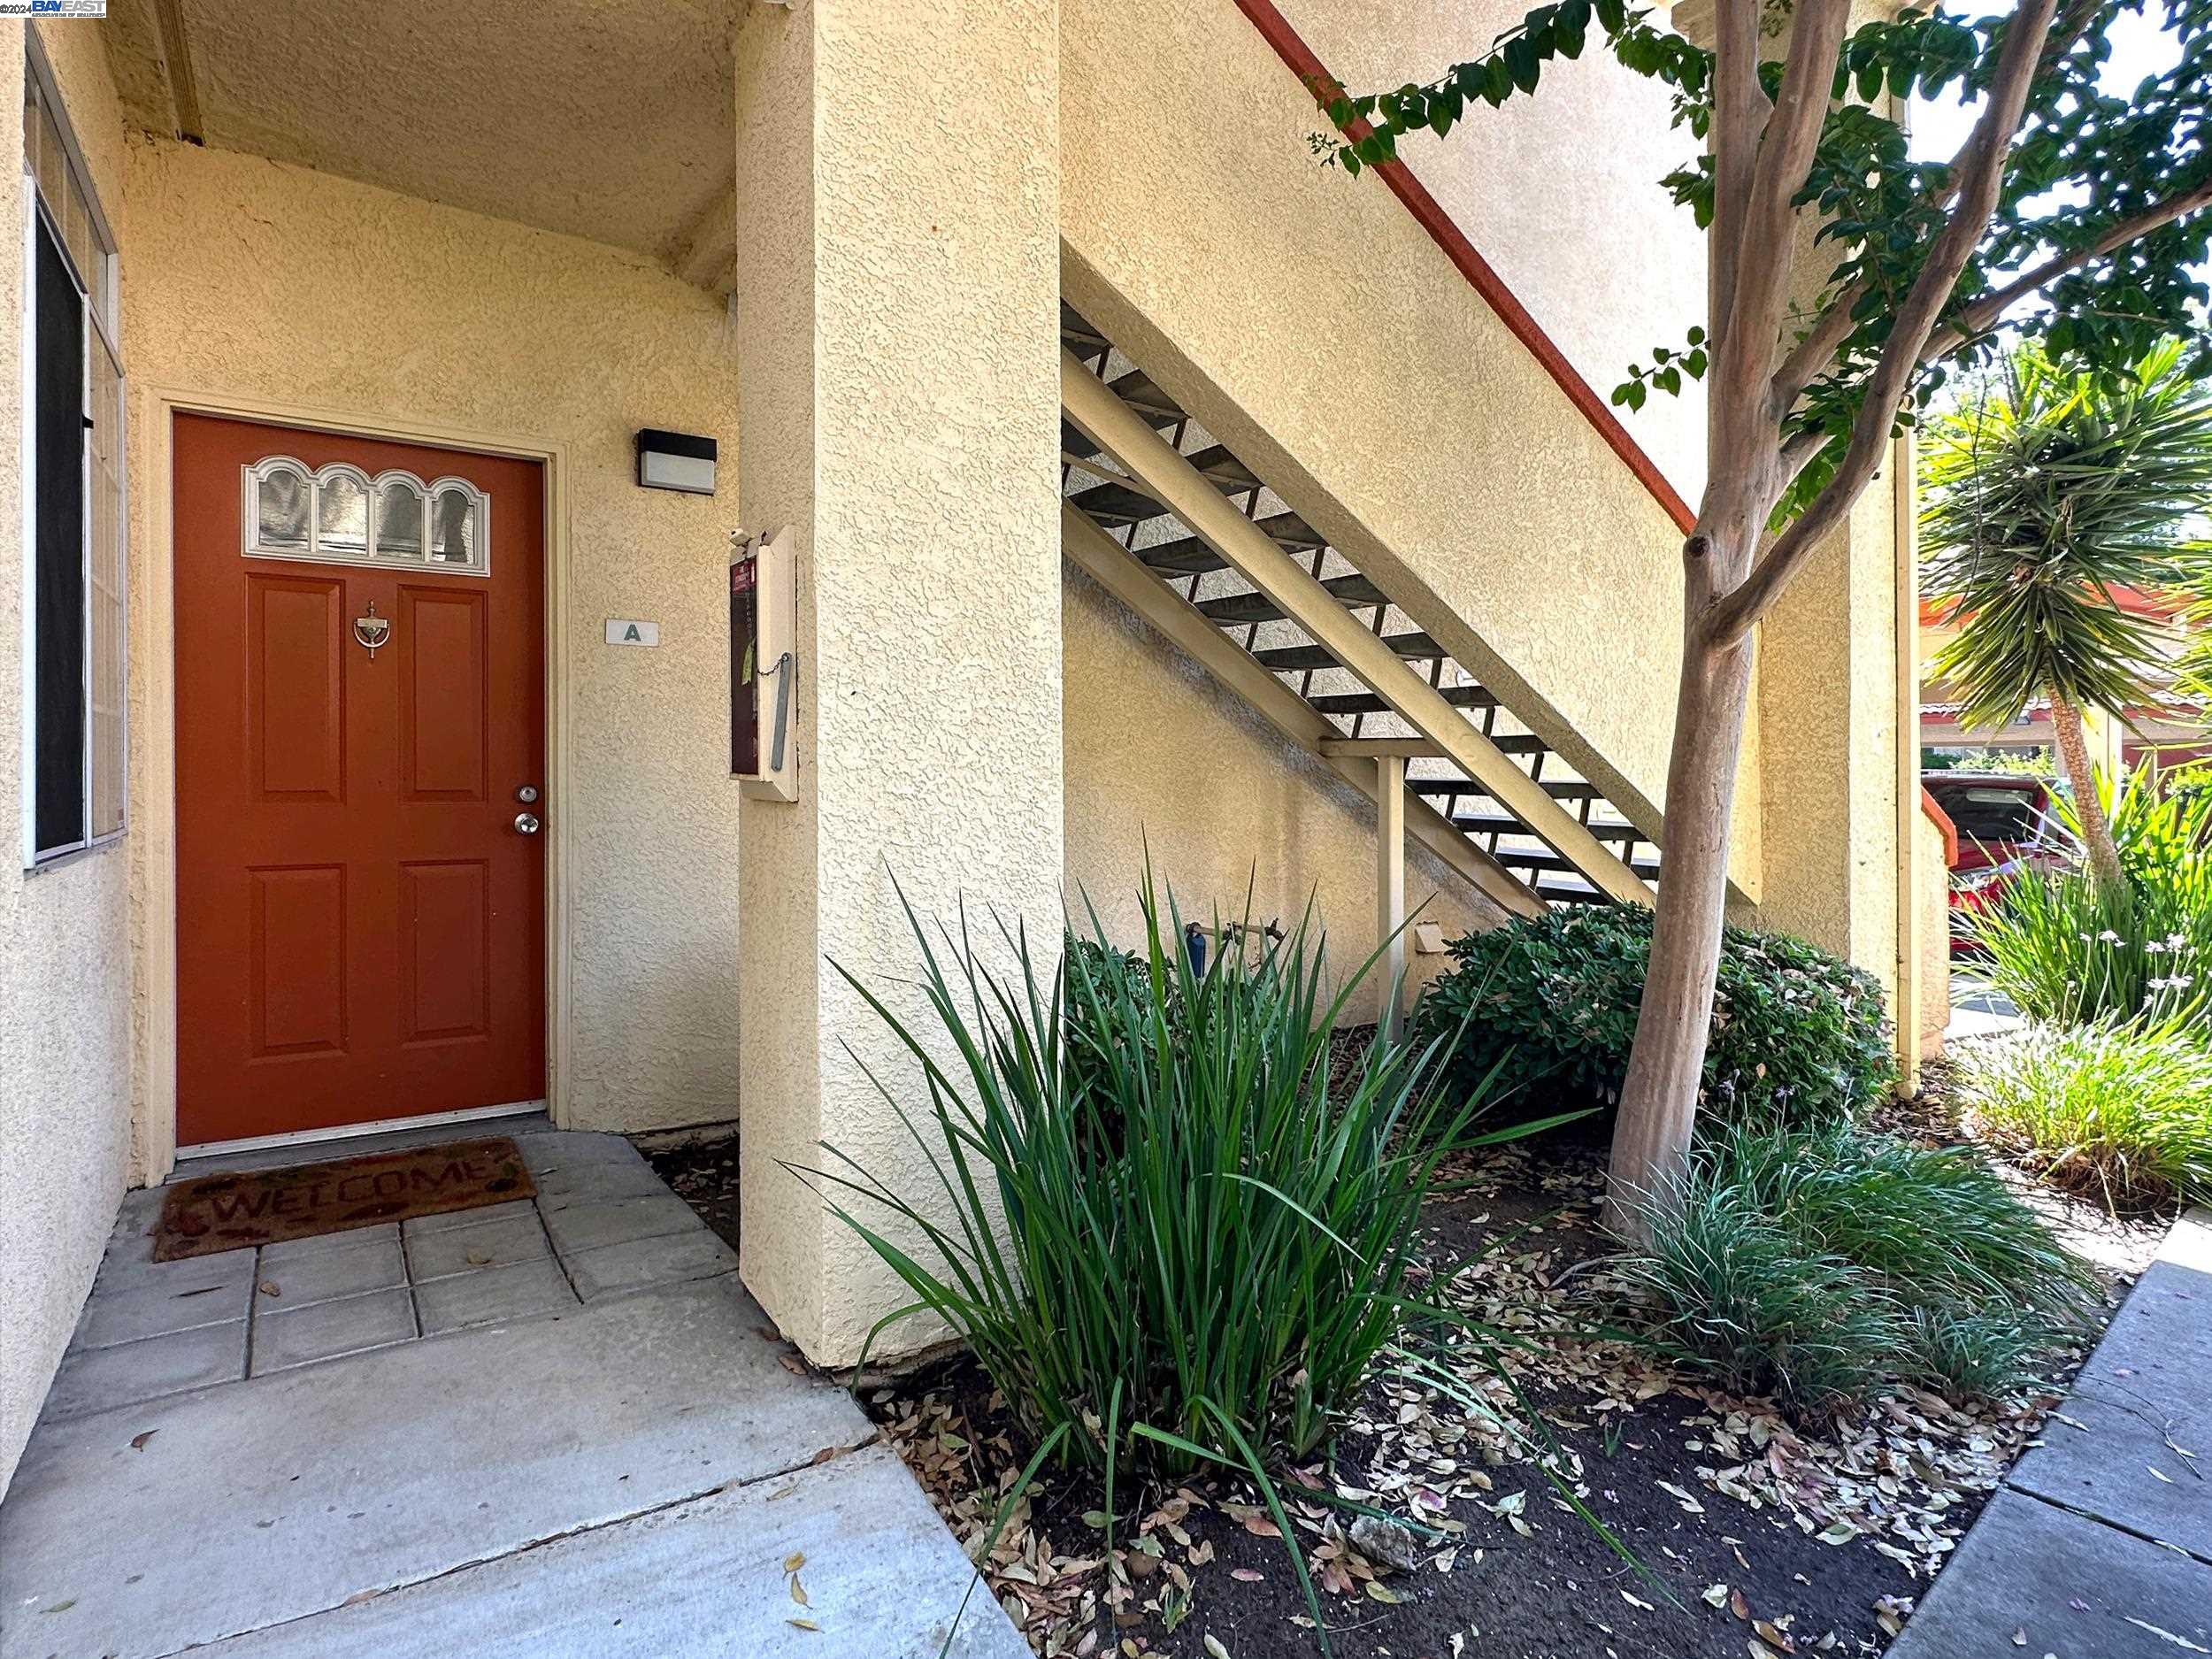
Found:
[0,1,107,14]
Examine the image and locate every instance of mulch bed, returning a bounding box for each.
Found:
[644,1131,742,1250]
[645,1047,2167,1659]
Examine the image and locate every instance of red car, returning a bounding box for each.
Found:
[1922,772,2066,939]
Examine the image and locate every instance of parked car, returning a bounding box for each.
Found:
[1923,772,2068,941]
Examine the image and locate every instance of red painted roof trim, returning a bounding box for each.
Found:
[1232,0,1700,536]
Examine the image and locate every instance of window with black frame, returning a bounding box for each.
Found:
[20,51,125,865]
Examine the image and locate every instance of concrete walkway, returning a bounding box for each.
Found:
[1947,972,2024,1042]
[1893,1208,2212,1658]
[0,1127,1027,1659]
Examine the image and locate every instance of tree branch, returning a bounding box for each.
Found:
[1928,175,2212,359]
[1769,284,1865,413]
[1768,173,1973,411]
[1703,0,2062,649]
[1709,0,1770,343]
[1778,425,1832,489]
[1716,0,1852,380]
[1763,0,2109,423]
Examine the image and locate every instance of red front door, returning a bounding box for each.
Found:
[174,415,546,1146]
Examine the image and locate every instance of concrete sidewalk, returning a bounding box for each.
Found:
[0,1128,1027,1659]
[1891,1208,2212,1658]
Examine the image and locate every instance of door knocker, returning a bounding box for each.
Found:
[352,600,391,658]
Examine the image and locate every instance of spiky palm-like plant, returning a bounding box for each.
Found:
[1922,342,2212,894]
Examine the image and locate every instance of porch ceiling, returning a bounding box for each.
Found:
[100,0,741,289]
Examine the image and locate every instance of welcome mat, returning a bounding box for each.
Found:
[152,1136,535,1261]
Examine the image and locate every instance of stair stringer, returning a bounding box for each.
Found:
[1064,503,1545,921]
[1061,245,1762,910]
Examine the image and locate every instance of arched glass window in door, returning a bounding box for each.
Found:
[242,456,489,576]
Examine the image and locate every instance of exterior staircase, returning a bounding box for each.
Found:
[1060,303,1661,913]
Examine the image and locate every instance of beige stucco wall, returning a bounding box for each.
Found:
[1278,0,1709,502]
[1064,566,1494,1018]
[1916,807,1950,1060]
[1753,426,1905,991]
[114,138,744,1147]
[1061,0,1760,895]
[732,0,1065,1367]
[0,19,137,1503]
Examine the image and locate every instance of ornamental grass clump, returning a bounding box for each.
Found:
[1951,1022,2212,1211]
[1961,771,2212,1027]
[1617,1122,2094,1413]
[800,878,1543,1647]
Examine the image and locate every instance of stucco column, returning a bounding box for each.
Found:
[1753,479,1905,987]
[729,0,1062,1364]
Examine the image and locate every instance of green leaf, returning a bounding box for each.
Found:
[1505,37,1540,93]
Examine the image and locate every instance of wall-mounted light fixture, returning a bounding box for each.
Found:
[635,428,718,495]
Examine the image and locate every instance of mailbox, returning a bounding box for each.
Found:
[731,525,797,803]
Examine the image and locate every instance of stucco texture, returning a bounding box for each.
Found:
[114,137,744,1144]
[1064,565,1494,1015]
[1060,0,1757,892]
[97,0,737,267]
[1277,0,1709,502]
[1754,442,1905,987]
[733,0,1065,1367]
[0,20,137,1503]
[115,137,744,1142]
[1916,808,1949,1061]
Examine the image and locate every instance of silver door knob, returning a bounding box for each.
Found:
[514,812,541,835]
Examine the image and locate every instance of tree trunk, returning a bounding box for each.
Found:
[2048,691,2125,895]
[1601,559,1758,1244]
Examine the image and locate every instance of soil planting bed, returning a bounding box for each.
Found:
[648,1056,2164,1659]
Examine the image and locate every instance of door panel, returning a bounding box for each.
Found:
[248,574,347,802]
[401,859,491,1043]
[248,864,348,1057]
[397,585,488,801]
[175,414,545,1146]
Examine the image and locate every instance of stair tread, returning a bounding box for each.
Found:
[1537,886,1615,905]
[1255,633,1442,671]
[1499,849,1662,877]
[1198,573,1386,623]
[1062,416,1102,461]
[1068,480,1170,526]
[1108,368,1184,421]
[1453,812,1641,843]
[1184,444,1263,491]
[1138,512,1325,575]
[1060,303,1110,352]
[1310,684,1494,715]
[1410,774,1589,798]
[1061,311,1661,900]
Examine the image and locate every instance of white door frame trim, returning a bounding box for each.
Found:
[134,385,575,1185]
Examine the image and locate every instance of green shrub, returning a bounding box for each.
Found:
[1410,906,1893,1130]
[805,879,1516,1479]
[1962,769,2212,1025]
[1951,1022,2212,1210]
[1617,1123,2093,1411]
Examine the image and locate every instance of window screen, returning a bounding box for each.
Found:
[31,211,86,858]
[20,48,125,866]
